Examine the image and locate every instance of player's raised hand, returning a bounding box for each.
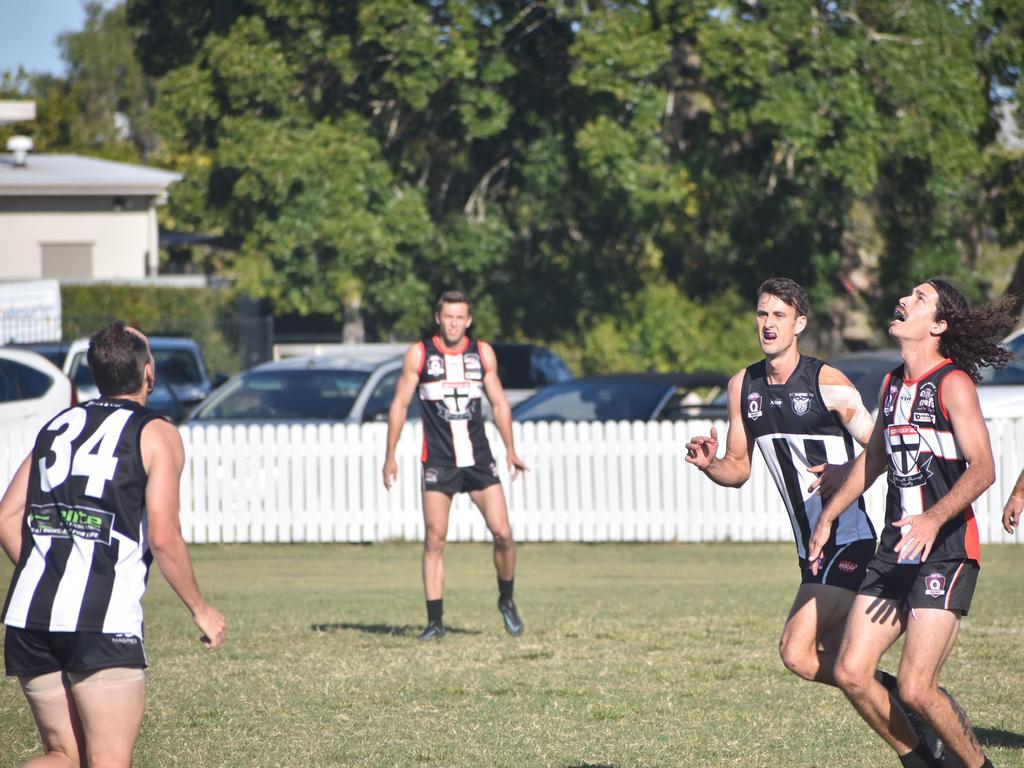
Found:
[684,426,719,470]
[382,456,398,490]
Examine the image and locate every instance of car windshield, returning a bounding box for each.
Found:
[980,334,1024,385]
[153,349,203,384]
[513,379,667,421]
[191,369,370,420]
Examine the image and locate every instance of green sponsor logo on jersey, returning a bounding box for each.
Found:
[28,504,115,544]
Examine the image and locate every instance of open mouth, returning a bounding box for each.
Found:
[762,331,778,341]
[892,305,907,322]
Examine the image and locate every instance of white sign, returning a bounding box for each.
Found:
[0,280,62,343]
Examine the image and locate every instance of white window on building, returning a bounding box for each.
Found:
[40,242,94,279]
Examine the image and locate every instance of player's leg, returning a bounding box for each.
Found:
[469,478,522,635]
[834,595,924,757]
[67,668,145,768]
[422,489,454,601]
[18,671,85,768]
[899,609,984,767]
[779,582,855,685]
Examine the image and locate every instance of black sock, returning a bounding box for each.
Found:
[426,599,443,624]
[899,743,938,768]
[498,578,514,601]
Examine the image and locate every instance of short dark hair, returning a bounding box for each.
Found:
[435,290,472,314]
[87,321,150,397]
[756,277,810,319]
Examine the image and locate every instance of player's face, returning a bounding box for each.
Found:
[435,302,472,347]
[890,282,944,343]
[756,293,805,358]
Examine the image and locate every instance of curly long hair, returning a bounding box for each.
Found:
[929,277,1018,383]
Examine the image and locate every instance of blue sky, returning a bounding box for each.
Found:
[0,0,92,76]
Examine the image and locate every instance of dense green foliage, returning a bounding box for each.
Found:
[5,1,1024,372]
[60,285,241,373]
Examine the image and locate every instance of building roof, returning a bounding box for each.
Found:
[0,153,182,196]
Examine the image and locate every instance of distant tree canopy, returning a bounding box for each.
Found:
[5,1,1024,372]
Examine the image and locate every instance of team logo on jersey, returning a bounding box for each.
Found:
[883,384,899,415]
[769,398,783,408]
[426,355,445,377]
[746,392,763,421]
[790,392,811,415]
[440,383,473,420]
[464,354,482,371]
[913,382,937,424]
[837,560,859,574]
[924,572,947,597]
[887,424,933,488]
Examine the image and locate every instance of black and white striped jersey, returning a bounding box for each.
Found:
[418,336,495,468]
[878,360,979,564]
[2,398,161,636]
[741,356,876,559]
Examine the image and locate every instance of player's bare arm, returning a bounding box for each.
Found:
[893,370,996,562]
[143,418,226,650]
[0,454,30,563]
[684,370,753,487]
[480,341,527,479]
[807,365,875,497]
[382,343,425,490]
[1002,467,1024,534]
[808,409,888,574]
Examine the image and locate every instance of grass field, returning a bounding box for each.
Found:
[1,542,1021,768]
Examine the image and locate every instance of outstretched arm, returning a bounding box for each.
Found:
[383,344,425,490]
[684,371,753,488]
[143,419,225,649]
[480,341,526,479]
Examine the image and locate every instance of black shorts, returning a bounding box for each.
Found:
[858,558,979,616]
[422,462,501,494]
[4,626,148,677]
[800,538,876,591]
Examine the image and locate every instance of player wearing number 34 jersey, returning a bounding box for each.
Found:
[0,321,225,768]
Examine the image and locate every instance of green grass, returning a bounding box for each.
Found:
[1,542,1022,767]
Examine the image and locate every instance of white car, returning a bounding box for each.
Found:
[0,347,75,434]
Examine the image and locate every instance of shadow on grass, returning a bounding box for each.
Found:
[310,622,482,637]
[977,727,1024,750]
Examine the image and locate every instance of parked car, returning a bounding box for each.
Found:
[8,341,71,368]
[0,348,75,433]
[188,354,420,424]
[491,343,574,407]
[511,373,729,422]
[826,350,903,412]
[63,336,221,415]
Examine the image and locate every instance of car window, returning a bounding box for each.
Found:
[513,380,664,421]
[192,369,371,420]
[0,360,53,401]
[154,349,203,385]
[68,351,94,389]
[494,347,533,389]
[360,369,422,422]
[531,349,573,386]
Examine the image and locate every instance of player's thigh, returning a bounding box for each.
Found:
[899,608,960,687]
[837,594,906,676]
[422,490,454,540]
[19,671,84,763]
[469,483,511,537]
[69,668,145,768]
[782,583,856,651]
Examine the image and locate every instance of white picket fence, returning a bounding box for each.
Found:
[3,420,1023,545]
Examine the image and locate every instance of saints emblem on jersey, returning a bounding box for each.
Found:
[439,382,473,421]
[746,392,763,421]
[789,392,811,415]
[426,355,445,377]
[887,424,933,488]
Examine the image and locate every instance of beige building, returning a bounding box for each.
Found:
[0,151,181,281]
